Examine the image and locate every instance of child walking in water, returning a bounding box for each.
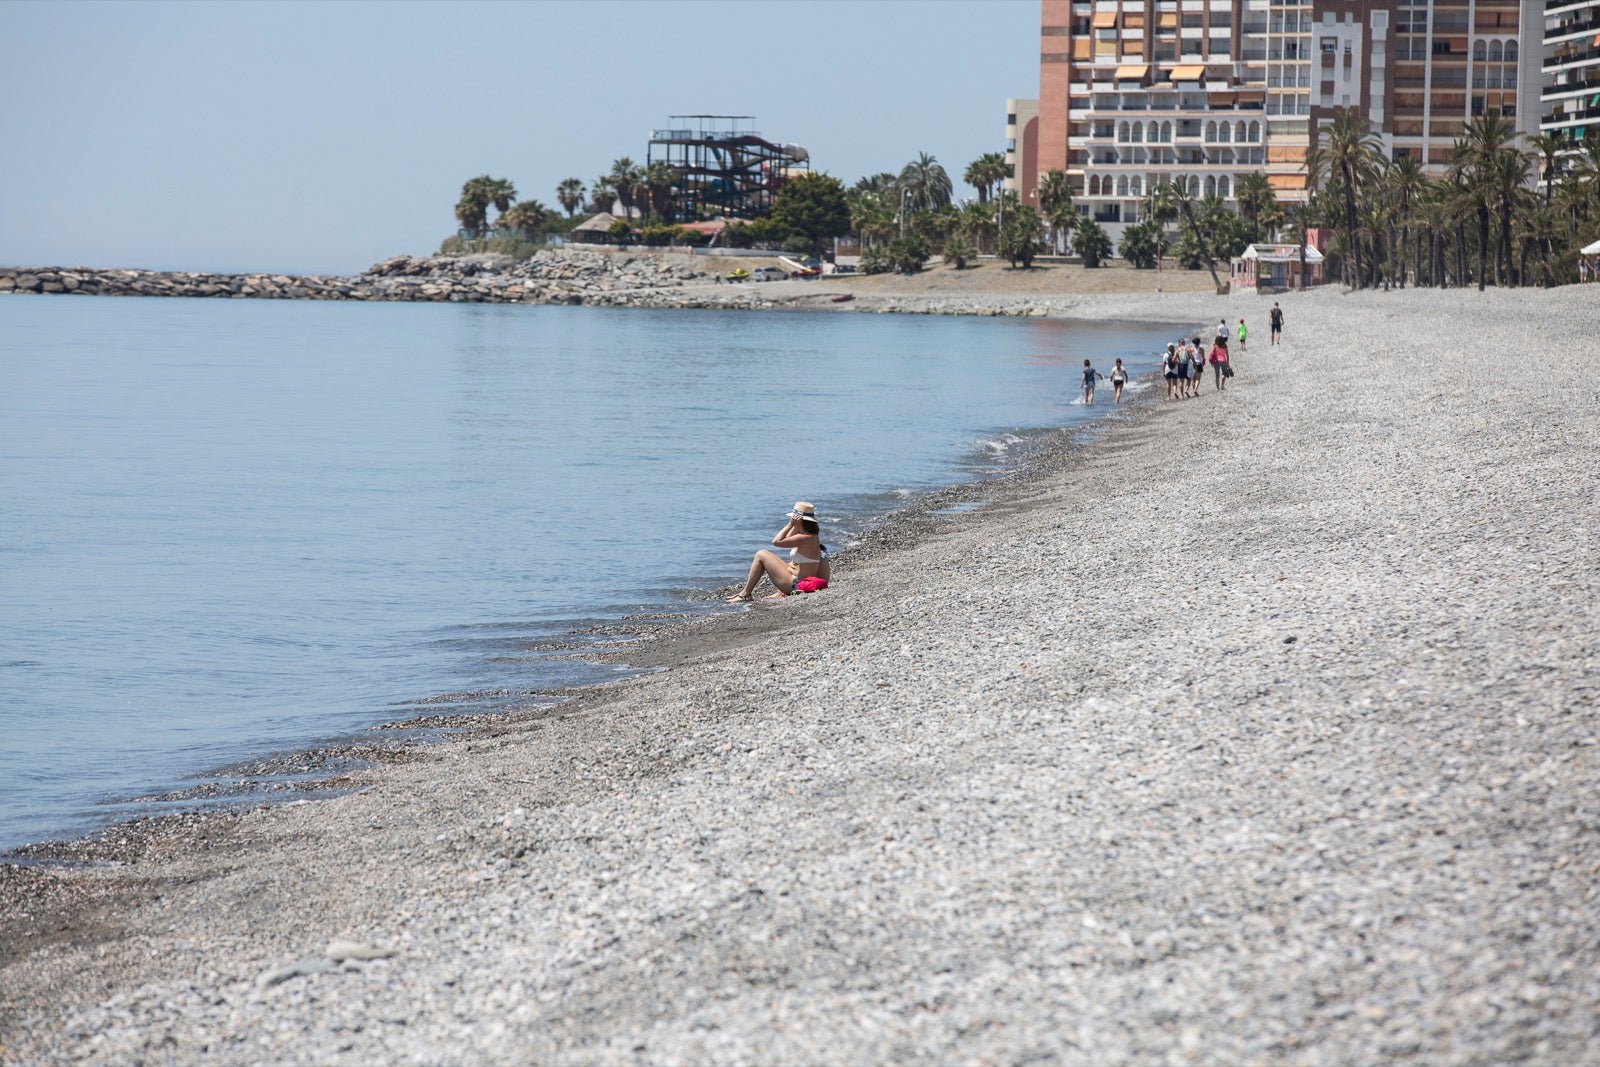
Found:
[1109,358,1128,403]
[1081,359,1104,405]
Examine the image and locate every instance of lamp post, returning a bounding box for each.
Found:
[898,186,910,239]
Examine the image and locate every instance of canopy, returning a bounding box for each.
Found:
[1581,237,1600,255]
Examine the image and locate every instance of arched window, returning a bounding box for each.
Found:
[1133,121,1145,143]
[1204,175,1216,197]
[1119,121,1130,142]
[1217,175,1230,199]
[1189,174,1201,196]
[1488,40,1502,63]
[1205,120,1217,141]
[1237,120,1248,142]
[1117,174,1129,196]
[1472,39,1486,61]
[1506,40,1518,63]
[1219,122,1232,143]
[1248,121,1260,141]
[1089,175,1101,196]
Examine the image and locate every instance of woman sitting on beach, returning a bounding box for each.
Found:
[726,501,830,602]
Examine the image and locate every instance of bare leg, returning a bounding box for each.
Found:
[727,550,795,601]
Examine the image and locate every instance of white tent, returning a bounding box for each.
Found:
[1581,237,1600,255]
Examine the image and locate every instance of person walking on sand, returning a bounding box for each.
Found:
[1081,359,1104,405]
[1188,337,1206,399]
[1215,318,1228,344]
[1109,357,1128,404]
[1237,317,1248,352]
[1162,343,1180,401]
[1269,301,1284,345]
[1209,335,1231,391]
[726,502,830,602]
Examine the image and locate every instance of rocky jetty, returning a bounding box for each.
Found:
[0,249,726,306]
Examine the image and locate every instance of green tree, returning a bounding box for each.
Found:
[556,178,586,218]
[1320,108,1384,288]
[1074,218,1112,268]
[889,234,931,273]
[1118,218,1165,269]
[607,158,644,219]
[1144,180,1222,290]
[1234,172,1278,243]
[964,151,1009,204]
[499,200,555,241]
[943,235,978,269]
[1036,169,1075,254]
[587,175,617,214]
[642,162,680,221]
[998,203,1044,268]
[457,175,516,238]
[770,172,851,257]
[898,152,953,213]
[454,194,486,239]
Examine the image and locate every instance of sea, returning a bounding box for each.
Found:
[0,295,1181,851]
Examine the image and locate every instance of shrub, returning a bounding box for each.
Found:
[783,235,814,255]
[1075,219,1113,268]
[607,219,633,242]
[943,236,978,269]
[724,222,754,249]
[860,243,896,275]
[438,235,467,255]
[639,224,684,247]
[889,235,930,274]
[1118,220,1166,269]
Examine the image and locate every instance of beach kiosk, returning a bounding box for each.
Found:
[1230,243,1325,291]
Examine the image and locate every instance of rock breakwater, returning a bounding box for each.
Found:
[0,249,727,307]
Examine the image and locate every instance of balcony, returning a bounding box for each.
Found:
[1543,76,1600,100]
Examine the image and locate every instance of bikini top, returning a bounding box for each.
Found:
[789,546,823,565]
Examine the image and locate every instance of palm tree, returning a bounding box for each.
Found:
[1235,172,1277,243]
[1036,169,1075,253]
[588,175,617,214]
[1451,112,1518,290]
[1319,108,1383,289]
[898,152,953,213]
[1144,180,1222,290]
[1487,146,1530,286]
[1382,154,1427,288]
[556,179,586,218]
[455,194,487,239]
[499,200,554,241]
[642,161,680,221]
[958,199,998,255]
[607,158,644,219]
[963,151,1009,204]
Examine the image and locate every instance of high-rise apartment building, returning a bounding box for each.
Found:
[1540,1,1600,145]
[1026,1,1543,247]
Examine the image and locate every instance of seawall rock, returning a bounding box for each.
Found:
[0,249,727,308]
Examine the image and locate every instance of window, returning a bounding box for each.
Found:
[1322,37,1337,54]
[1506,41,1517,63]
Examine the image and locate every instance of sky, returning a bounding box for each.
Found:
[1,0,1038,275]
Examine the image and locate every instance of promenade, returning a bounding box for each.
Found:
[4,284,1597,1064]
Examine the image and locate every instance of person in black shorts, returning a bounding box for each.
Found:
[1269,302,1284,345]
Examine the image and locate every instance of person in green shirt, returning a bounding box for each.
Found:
[1236,317,1248,352]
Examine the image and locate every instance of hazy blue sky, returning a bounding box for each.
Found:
[2,0,1037,275]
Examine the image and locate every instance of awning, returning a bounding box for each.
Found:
[1266,174,1307,190]
[1092,11,1118,28]
[1158,12,1177,27]
[1114,64,1150,80]
[1236,90,1266,102]
[1123,13,1145,28]
[1208,91,1237,106]
[1267,145,1306,163]
[1580,237,1600,254]
[1071,38,1092,59]
[1170,65,1206,81]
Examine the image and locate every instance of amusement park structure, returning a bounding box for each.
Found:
[646,115,809,220]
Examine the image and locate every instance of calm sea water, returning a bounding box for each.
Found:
[0,295,1178,850]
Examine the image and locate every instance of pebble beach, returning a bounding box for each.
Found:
[3,282,1598,1064]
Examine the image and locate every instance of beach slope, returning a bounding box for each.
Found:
[3,285,1598,1065]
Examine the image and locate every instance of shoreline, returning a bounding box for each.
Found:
[5,285,1598,1063]
[0,309,1187,860]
